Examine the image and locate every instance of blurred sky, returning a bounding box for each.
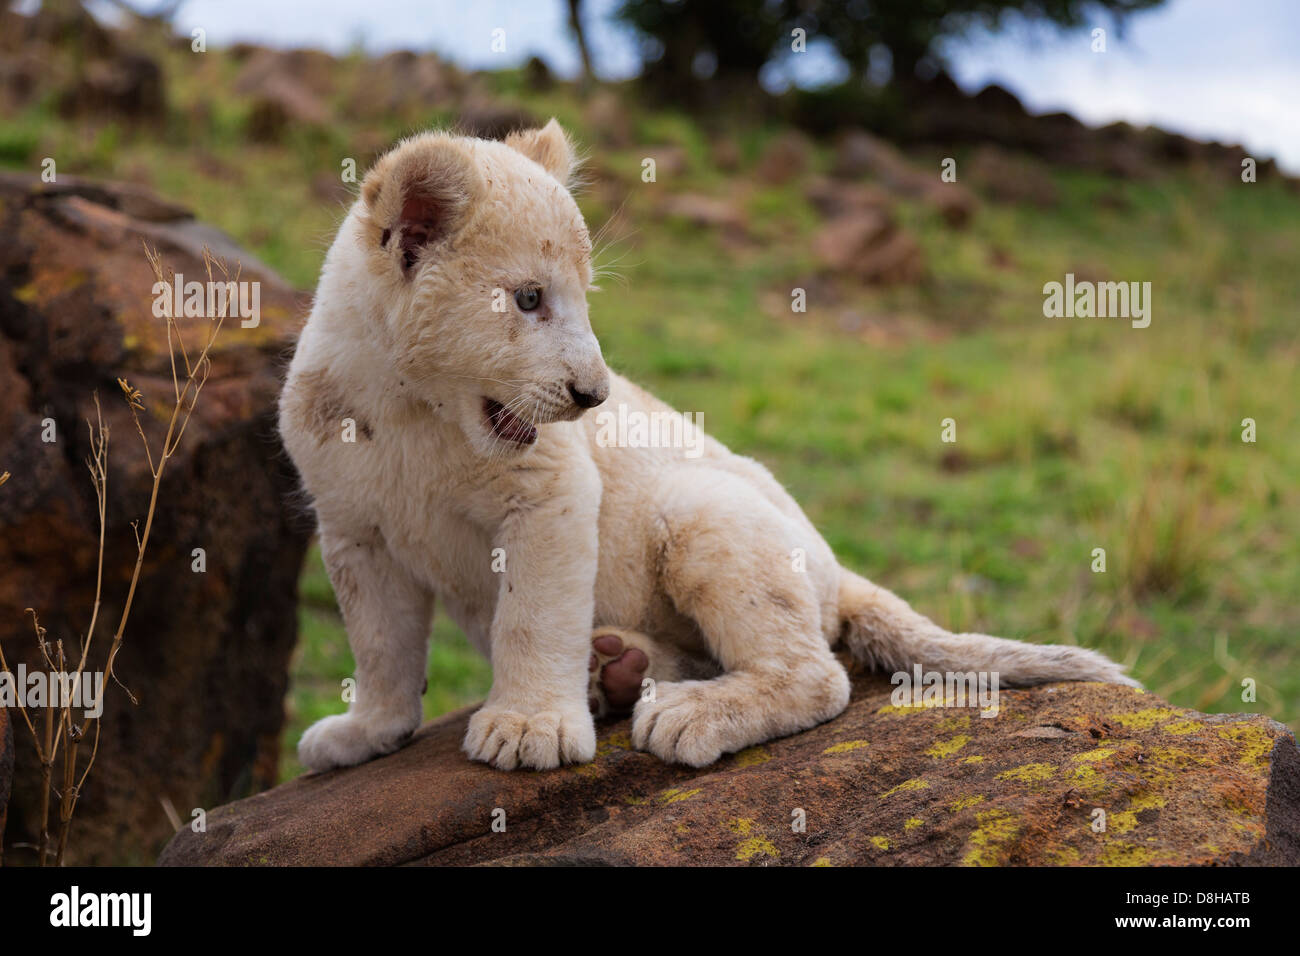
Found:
[80,0,1300,173]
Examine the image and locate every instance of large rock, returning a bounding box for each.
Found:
[0,173,312,864]
[60,52,165,121]
[0,7,163,121]
[657,193,748,243]
[965,145,1060,208]
[348,50,464,118]
[902,77,1293,185]
[806,176,925,286]
[233,47,337,100]
[833,130,976,228]
[158,672,1299,866]
[244,73,329,142]
[755,130,813,185]
[0,47,50,113]
[811,199,925,285]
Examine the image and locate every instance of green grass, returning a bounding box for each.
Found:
[7,42,1296,781]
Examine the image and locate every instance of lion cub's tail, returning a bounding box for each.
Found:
[835,569,1139,687]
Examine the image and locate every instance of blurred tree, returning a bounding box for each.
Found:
[568,0,595,92]
[617,0,788,105]
[617,0,1165,105]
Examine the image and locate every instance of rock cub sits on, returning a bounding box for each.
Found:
[280,120,1135,772]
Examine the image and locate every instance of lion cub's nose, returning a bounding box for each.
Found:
[567,381,607,409]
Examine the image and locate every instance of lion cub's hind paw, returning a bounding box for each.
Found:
[630,682,729,768]
[588,629,653,719]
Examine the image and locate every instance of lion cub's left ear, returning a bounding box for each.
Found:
[505,118,577,187]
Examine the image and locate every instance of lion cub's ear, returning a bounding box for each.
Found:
[504,118,577,187]
[361,137,483,275]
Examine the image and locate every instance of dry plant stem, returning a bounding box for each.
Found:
[35,397,108,866]
[56,640,76,866]
[38,673,53,864]
[51,405,110,864]
[98,247,228,695]
[56,246,230,865]
[0,245,229,865]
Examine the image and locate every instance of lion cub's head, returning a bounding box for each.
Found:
[353,119,608,454]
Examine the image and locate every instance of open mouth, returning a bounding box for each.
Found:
[483,397,538,445]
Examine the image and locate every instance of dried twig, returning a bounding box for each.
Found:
[0,243,231,865]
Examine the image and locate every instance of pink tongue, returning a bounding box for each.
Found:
[488,401,537,444]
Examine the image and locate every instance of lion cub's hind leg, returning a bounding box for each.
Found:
[631,470,852,767]
[587,628,716,719]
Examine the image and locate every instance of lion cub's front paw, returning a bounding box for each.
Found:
[463,704,596,770]
[298,712,417,772]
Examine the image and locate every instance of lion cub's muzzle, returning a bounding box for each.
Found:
[567,379,608,410]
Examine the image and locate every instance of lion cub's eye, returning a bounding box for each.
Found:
[514,286,543,312]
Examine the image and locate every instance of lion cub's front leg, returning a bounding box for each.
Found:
[298,527,434,772]
[462,473,601,771]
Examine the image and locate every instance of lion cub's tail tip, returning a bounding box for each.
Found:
[835,568,1140,689]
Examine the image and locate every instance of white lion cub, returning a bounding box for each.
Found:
[280,120,1135,772]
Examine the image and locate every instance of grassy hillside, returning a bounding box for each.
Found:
[6,42,1297,782]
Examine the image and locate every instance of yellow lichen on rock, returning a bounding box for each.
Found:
[880,777,929,798]
[1045,845,1081,865]
[573,730,633,775]
[735,837,779,861]
[1072,747,1116,762]
[657,787,702,804]
[925,734,970,758]
[601,731,632,753]
[962,810,1020,866]
[1110,707,1179,731]
[877,702,927,716]
[823,739,870,754]
[728,817,779,861]
[734,746,773,766]
[1097,841,1158,866]
[995,762,1056,784]
[1216,722,1274,769]
[1070,764,1110,794]
[1109,809,1139,834]
[1131,791,1167,812]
